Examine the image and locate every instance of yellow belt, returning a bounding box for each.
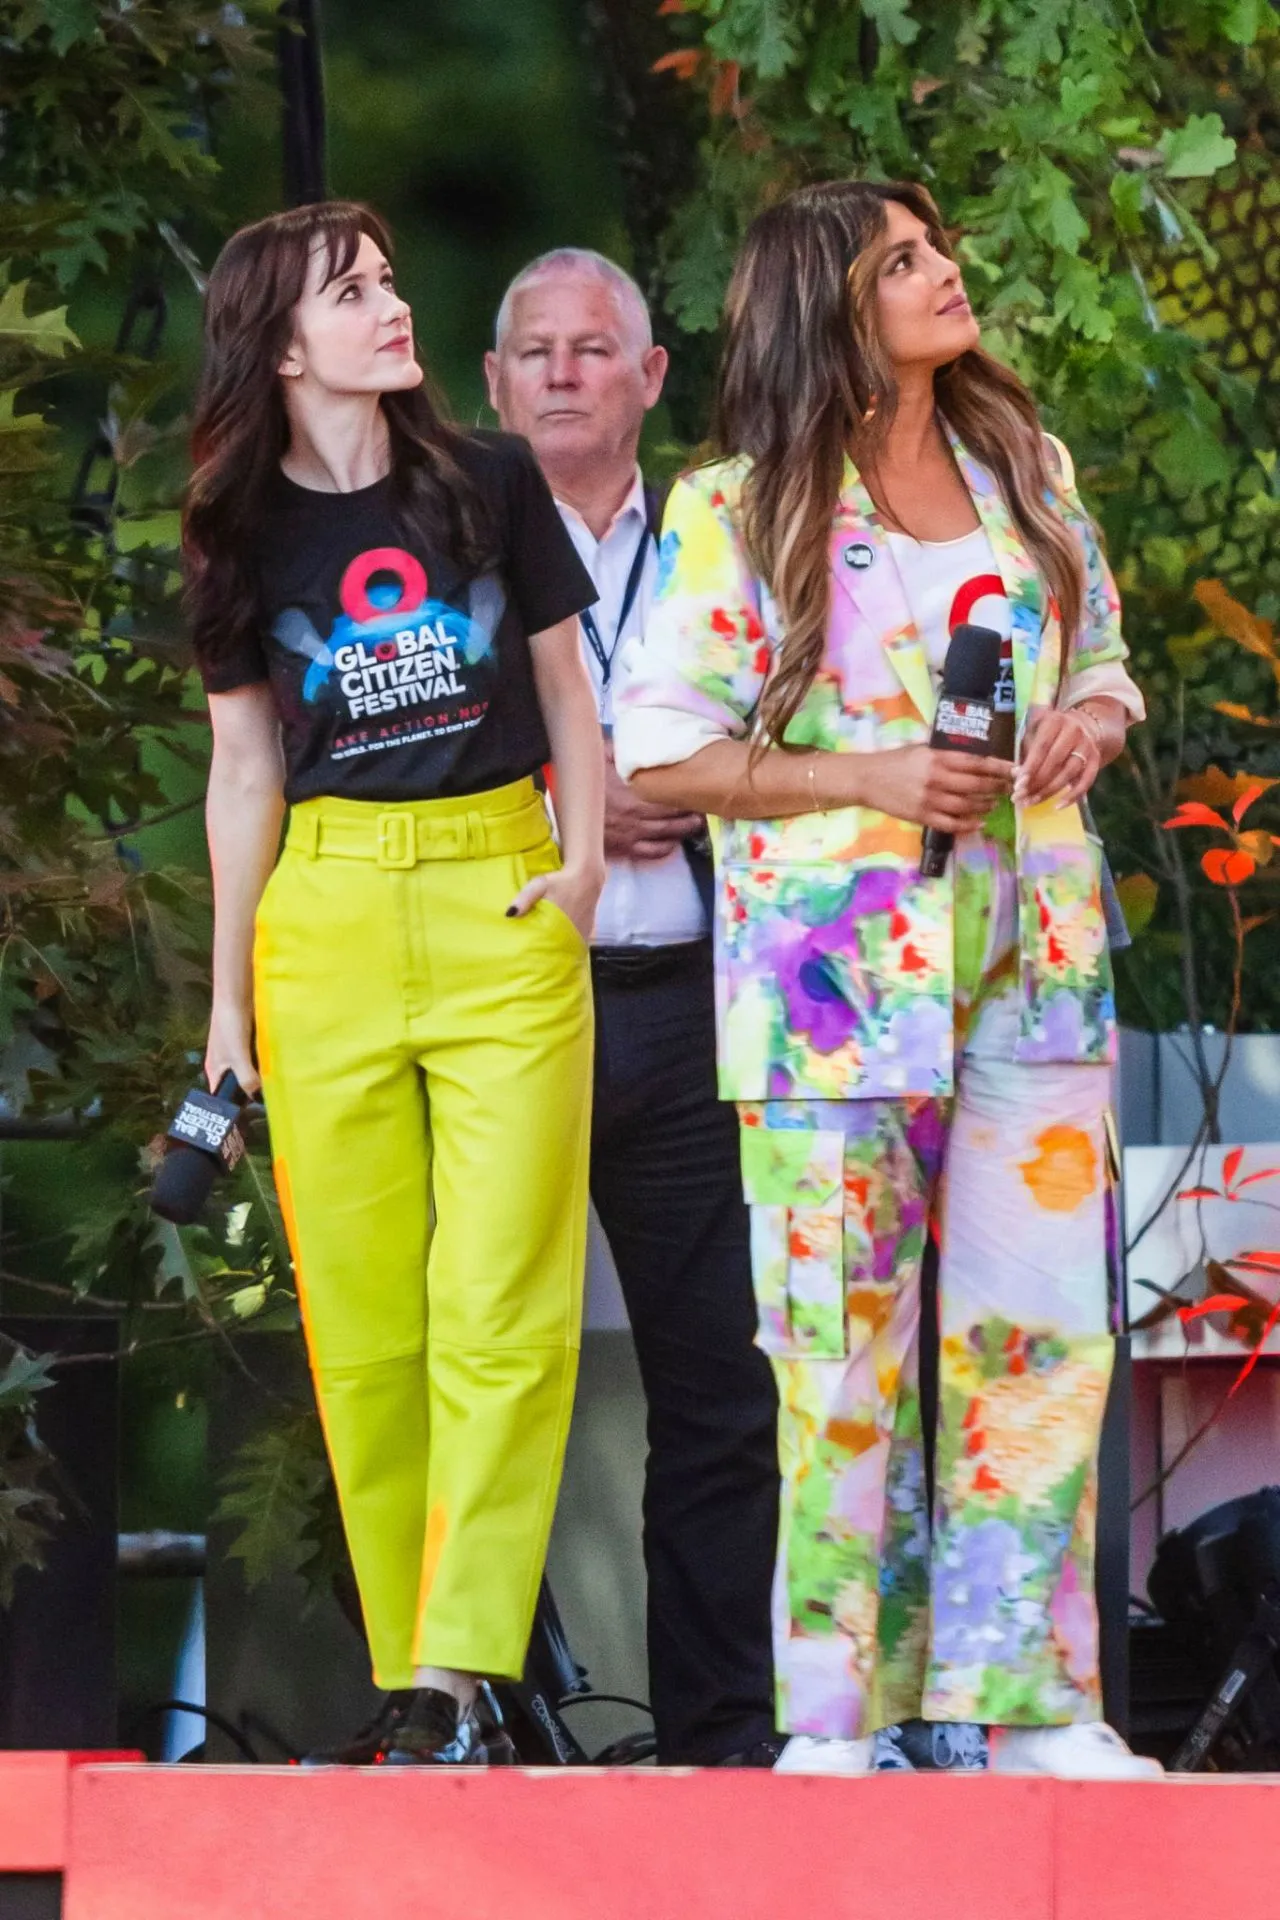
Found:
[286,779,549,869]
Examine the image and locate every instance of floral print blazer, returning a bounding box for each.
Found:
[613,432,1139,1105]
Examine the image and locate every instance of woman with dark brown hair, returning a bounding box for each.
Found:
[185,201,602,1764]
[615,179,1157,1777]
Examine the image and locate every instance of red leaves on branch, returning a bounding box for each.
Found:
[1233,783,1271,825]
[1166,1154,1280,1390]
[1231,1301,1280,1397]
[1229,1249,1280,1275]
[1166,801,1231,830]
[651,44,742,119]
[1177,1149,1280,1205]
[1201,847,1255,885]
[1178,1294,1253,1322]
[652,48,702,79]
[709,60,741,116]
[1164,784,1274,887]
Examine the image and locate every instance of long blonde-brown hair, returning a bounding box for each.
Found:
[713,179,1084,751]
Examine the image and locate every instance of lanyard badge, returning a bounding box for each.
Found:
[581,525,655,719]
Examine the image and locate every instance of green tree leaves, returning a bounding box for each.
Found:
[0,1,282,1595]
[1160,113,1238,180]
[651,0,1280,1033]
[706,0,802,77]
[216,1409,346,1599]
[861,0,919,51]
[0,1340,59,1606]
[1027,158,1091,254]
[0,275,76,355]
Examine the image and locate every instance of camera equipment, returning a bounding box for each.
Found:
[148,1073,259,1226]
[1147,1486,1280,1771]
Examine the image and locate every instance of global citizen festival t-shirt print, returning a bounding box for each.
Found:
[198,431,596,805]
[280,540,498,753]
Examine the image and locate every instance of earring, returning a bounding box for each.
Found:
[282,364,302,379]
[861,394,878,425]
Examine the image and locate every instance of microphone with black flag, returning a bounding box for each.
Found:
[919,622,1016,880]
[148,1072,254,1226]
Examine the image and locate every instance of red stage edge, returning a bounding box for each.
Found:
[0,1762,1260,1920]
[0,1751,141,1873]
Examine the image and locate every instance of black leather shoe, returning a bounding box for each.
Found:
[712,1735,787,1768]
[382,1683,518,1767]
[300,1692,414,1767]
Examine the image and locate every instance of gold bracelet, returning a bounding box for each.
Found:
[1077,705,1105,749]
[807,757,828,815]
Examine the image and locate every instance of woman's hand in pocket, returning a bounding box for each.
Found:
[506,860,605,943]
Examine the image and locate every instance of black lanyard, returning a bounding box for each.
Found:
[581,524,655,689]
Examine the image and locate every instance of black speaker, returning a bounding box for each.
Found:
[1148,1487,1280,1770]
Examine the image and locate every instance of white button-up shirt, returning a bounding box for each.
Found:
[555,470,707,948]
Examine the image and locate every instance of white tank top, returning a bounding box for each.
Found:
[885,525,1012,681]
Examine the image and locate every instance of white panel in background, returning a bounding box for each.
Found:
[1124,1142,1280,1361]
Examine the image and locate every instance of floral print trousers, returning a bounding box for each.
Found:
[738,839,1115,1738]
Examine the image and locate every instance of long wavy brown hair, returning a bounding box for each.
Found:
[184,201,494,673]
[713,179,1084,752]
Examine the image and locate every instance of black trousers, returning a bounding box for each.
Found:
[589,939,779,1764]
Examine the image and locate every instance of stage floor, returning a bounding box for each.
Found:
[3,1755,1279,1920]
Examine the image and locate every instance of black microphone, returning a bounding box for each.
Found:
[919,622,1016,880]
[148,1072,251,1226]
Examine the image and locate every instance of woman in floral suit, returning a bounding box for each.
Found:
[613,180,1159,1779]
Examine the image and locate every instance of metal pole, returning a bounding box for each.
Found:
[277,0,328,207]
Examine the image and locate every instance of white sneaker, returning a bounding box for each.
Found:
[774,1735,875,1775]
[991,1722,1164,1781]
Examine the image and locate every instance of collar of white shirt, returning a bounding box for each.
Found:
[555,468,648,559]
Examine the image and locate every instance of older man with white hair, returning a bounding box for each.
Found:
[486,251,780,1768]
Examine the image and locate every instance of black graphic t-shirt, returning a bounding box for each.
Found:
[198,431,596,805]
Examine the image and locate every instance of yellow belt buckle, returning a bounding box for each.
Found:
[376,812,415,869]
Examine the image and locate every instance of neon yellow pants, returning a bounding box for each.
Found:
[252,778,593,1688]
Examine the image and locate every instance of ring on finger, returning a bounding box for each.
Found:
[1068,749,1087,765]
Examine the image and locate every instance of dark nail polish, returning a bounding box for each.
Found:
[505,906,518,918]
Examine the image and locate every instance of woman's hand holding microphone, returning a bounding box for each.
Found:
[821,699,1122,831]
[827,744,1014,833]
[204,997,261,1099]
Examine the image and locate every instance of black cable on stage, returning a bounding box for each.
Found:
[126,1699,262,1764]
[277,0,328,207]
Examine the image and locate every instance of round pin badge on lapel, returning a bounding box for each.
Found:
[844,541,875,570]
